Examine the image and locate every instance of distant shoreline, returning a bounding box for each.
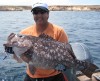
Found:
[0,5,100,11]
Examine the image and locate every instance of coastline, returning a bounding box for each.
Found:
[49,5,100,11]
[0,5,100,11]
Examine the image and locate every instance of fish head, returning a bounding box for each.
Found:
[3,33,33,56]
[4,33,32,48]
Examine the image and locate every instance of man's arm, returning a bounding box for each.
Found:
[57,29,68,43]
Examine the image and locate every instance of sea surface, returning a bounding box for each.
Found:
[0,10,100,81]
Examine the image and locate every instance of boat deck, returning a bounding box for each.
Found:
[76,71,100,81]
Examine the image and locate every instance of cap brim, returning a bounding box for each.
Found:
[31,6,49,12]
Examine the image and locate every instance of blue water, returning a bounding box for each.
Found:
[0,11,100,81]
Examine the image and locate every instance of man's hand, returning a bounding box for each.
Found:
[55,64,66,72]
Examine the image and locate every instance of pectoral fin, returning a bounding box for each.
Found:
[28,64,36,75]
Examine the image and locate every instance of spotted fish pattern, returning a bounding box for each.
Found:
[4,33,98,78]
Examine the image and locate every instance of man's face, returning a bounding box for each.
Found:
[32,8,49,26]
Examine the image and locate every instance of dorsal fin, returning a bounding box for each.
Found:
[39,33,55,41]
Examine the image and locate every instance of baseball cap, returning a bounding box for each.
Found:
[31,3,49,12]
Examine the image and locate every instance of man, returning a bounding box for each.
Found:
[5,3,70,81]
[20,3,69,81]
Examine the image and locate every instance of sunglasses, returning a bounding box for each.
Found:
[32,9,47,15]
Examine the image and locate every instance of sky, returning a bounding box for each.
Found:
[0,0,100,6]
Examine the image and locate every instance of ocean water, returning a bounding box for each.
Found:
[0,10,100,81]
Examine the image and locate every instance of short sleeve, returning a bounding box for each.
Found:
[57,29,68,43]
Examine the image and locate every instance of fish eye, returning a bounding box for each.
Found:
[18,34,23,37]
[19,35,23,37]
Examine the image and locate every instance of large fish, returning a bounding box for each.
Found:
[3,33,98,78]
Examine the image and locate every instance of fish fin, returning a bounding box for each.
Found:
[39,33,55,41]
[66,43,76,59]
[28,64,36,75]
[77,61,99,78]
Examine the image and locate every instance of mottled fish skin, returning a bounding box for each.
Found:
[4,33,75,68]
[4,33,98,77]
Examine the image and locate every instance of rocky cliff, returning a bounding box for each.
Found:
[0,6,31,11]
[49,5,100,11]
[0,5,100,11]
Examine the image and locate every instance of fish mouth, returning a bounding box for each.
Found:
[3,43,19,50]
[3,44,29,50]
[3,43,13,47]
[3,43,31,56]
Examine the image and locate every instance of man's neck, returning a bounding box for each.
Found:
[36,22,49,34]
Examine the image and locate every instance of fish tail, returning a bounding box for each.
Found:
[76,60,99,78]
